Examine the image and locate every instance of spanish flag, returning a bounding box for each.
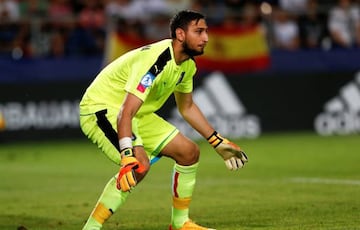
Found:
[196,25,270,73]
[104,25,269,73]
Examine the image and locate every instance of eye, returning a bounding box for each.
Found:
[196,28,208,35]
[197,28,207,34]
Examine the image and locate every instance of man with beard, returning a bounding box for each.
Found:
[79,10,248,230]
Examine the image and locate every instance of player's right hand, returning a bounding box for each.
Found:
[116,148,145,192]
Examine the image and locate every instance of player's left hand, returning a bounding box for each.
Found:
[207,131,248,170]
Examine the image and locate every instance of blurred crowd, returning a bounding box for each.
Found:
[0,0,359,59]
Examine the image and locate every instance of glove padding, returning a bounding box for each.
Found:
[207,131,248,170]
[116,148,145,192]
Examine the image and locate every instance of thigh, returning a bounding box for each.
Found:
[160,132,200,166]
[137,113,179,159]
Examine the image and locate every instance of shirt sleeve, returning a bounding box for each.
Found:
[175,61,197,93]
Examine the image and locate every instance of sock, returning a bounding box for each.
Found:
[171,163,198,229]
[82,175,129,230]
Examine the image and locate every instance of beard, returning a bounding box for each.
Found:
[183,41,204,57]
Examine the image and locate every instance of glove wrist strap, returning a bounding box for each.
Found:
[207,131,223,148]
[121,148,134,158]
[119,137,133,158]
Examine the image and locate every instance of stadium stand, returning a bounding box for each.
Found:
[0,0,358,59]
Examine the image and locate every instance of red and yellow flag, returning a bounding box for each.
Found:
[104,25,270,73]
[196,25,270,73]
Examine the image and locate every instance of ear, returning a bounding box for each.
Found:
[175,28,185,43]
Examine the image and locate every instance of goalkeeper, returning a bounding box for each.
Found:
[79,10,248,230]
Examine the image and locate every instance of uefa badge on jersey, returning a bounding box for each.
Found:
[137,72,155,93]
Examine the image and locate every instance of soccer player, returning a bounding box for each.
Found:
[79,10,248,230]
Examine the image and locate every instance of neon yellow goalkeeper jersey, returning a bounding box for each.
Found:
[80,39,196,116]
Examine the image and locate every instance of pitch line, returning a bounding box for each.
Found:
[290,177,360,186]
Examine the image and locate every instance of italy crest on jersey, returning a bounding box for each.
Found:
[137,72,155,93]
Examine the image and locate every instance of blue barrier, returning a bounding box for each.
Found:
[0,56,103,83]
[1,49,360,83]
[268,49,360,73]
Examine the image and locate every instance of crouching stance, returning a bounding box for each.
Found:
[79,10,248,230]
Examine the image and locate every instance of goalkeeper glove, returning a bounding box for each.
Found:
[207,131,248,171]
[116,148,145,192]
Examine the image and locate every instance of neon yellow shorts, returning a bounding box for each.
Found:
[80,108,178,165]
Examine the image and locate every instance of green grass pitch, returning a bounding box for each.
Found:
[0,132,359,230]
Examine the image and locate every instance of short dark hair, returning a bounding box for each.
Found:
[169,10,206,38]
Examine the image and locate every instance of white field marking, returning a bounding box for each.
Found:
[290,177,360,186]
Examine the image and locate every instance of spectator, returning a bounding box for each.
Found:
[328,0,360,48]
[278,0,308,16]
[191,0,226,26]
[0,0,19,21]
[105,0,142,22]
[165,0,192,14]
[239,2,262,29]
[144,12,171,40]
[271,7,300,50]
[48,29,66,57]
[67,0,106,55]
[48,0,74,25]
[17,0,49,57]
[19,0,48,19]
[46,0,74,57]
[0,0,20,55]
[139,0,171,17]
[105,0,145,38]
[298,0,328,49]
[78,0,105,30]
[222,9,241,30]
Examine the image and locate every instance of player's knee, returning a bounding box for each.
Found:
[134,158,150,183]
[182,142,200,165]
[140,159,151,173]
[133,146,150,174]
[137,157,150,175]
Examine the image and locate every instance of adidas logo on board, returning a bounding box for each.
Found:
[314,71,360,135]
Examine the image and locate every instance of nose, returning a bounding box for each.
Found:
[203,32,209,43]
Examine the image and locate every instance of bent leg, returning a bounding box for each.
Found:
[82,146,150,230]
[80,110,150,229]
[161,133,200,229]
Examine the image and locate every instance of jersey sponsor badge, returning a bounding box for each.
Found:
[137,72,155,93]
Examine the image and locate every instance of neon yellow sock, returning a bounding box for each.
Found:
[83,175,129,230]
[171,163,198,229]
